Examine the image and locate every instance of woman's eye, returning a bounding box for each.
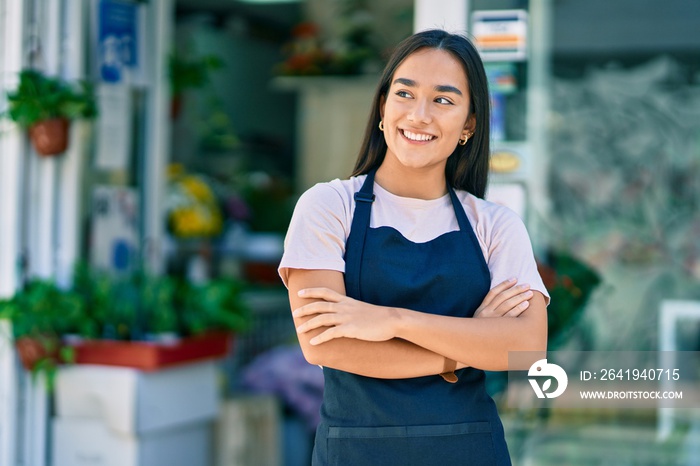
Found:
[435,97,453,105]
[395,90,412,98]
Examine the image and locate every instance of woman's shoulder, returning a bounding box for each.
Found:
[300,175,366,200]
[325,175,367,199]
[295,175,367,214]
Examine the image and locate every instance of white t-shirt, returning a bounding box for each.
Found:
[279,175,549,304]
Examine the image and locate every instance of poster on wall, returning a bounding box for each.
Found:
[96,0,146,85]
[471,9,528,62]
[90,186,139,273]
[94,84,132,170]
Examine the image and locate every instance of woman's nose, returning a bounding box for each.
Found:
[407,99,432,124]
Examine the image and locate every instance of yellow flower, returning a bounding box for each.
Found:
[166,166,224,239]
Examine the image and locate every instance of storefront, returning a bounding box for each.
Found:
[0,1,173,464]
[2,0,699,464]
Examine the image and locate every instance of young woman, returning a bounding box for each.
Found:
[279,29,549,466]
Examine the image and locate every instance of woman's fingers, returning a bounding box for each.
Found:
[296,312,343,333]
[294,296,397,344]
[309,326,342,346]
[298,287,343,301]
[504,299,530,317]
[492,289,532,315]
[487,283,530,310]
[481,277,517,307]
[475,282,532,318]
[292,287,347,318]
[292,300,337,318]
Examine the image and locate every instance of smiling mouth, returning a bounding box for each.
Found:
[400,129,436,142]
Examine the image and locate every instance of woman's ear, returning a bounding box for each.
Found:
[379,95,386,120]
[464,114,476,135]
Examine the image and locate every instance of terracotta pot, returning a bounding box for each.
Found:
[72,332,233,371]
[15,336,61,370]
[29,118,70,156]
[171,94,183,120]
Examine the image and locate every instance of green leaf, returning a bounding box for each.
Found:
[59,346,76,364]
[4,69,97,128]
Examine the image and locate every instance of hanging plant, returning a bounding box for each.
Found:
[4,69,97,156]
[168,52,223,120]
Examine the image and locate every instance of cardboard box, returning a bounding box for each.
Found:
[56,361,219,434]
[52,418,212,466]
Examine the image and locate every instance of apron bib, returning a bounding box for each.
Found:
[312,169,512,466]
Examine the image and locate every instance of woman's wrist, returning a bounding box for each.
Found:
[388,307,466,379]
[385,305,408,338]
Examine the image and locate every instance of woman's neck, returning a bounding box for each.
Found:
[374,161,448,200]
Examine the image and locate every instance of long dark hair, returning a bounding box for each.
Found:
[351,29,491,198]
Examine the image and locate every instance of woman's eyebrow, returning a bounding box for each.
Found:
[393,77,417,87]
[392,78,463,96]
[435,84,463,96]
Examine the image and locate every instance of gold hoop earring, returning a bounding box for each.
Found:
[458,133,469,146]
[378,120,384,131]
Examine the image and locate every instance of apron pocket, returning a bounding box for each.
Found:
[326,421,499,466]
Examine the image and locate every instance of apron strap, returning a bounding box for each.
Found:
[345,170,376,300]
[447,186,491,280]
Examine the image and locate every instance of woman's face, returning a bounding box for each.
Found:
[380,48,474,172]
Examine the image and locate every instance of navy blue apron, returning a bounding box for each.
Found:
[312,169,512,466]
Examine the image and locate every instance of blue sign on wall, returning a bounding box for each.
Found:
[98,0,138,83]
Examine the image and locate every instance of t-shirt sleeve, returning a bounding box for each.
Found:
[278,183,349,287]
[485,206,550,306]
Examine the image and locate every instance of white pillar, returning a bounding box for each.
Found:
[22,373,49,466]
[0,322,19,466]
[32,157,58,279]
[56,0,88,289]
[0,1,27,465]
[524,0,552,256]
[0,3,26,297]
[25,0,62,281]
[20,2,64,464]
[142,0,173,275]
[414,0,469,34]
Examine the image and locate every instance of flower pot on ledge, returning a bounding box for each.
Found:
[71,331,233,371]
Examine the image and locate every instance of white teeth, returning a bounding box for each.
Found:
[402,130,434,141]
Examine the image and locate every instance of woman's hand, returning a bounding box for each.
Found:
[474,278,533,318]
[293,287,399,345]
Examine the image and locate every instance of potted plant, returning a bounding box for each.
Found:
[238,172,295,284]
[4,69,97,156]
[168,52,223,119]
[275,19,380,77]
[68,266,251,370]
[0,280,99,388]
[537,250,602,350]
[0,265,250,386]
